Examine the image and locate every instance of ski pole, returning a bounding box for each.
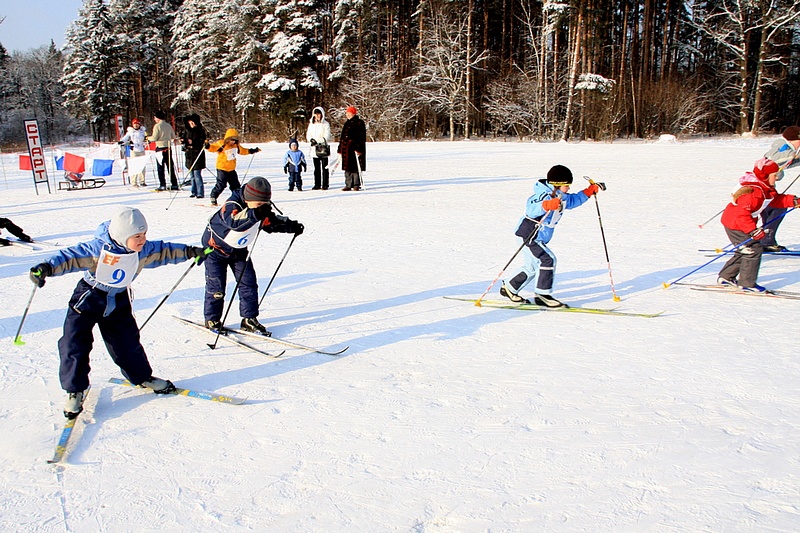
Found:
[702,207,796,253]
[583,177,618,301]
[166,149,204,211]
[355,153,366,190]
[475,223,541,306]
[663,237,756,288]
[258,234,298,307]
[139,252,208,331]
[208,231,263,350]
[241,152,256,181]
[13,283,38,345]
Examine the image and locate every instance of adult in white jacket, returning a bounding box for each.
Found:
[306,107,332,190]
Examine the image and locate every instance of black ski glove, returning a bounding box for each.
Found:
[249,147,260,155]
[29,263,53,287]
[300,162,307,172]
[253,203,273,220]
[283,164,289,174]
[310,139,317,146]
[204,141,210,150]
[187,246,213,265]
[287,220,304,236]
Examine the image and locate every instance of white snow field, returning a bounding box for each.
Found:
[1,136,799,532]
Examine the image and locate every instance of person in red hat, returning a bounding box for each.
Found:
[118,118,148,187]
[337,105,366,191]
[718,157,800,292]
[757,125,800,251]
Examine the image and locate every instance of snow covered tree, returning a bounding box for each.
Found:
[62,0,129,141]
[259,0,326,127]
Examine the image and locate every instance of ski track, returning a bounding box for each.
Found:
[2,138,800,530]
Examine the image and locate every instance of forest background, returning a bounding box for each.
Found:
[1,0,799,147]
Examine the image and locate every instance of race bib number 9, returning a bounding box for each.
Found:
[95,249,139,287]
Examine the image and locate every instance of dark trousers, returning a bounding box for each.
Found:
[203,251,260,322]
[760,205,786,247]
[156,147,178,188]
[211,169,240,200]
[58,280,153,392]
[288,171,303,190]
[719,227,763,287]
[312,157,329,189]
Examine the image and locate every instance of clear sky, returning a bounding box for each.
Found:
[0,0,83,53]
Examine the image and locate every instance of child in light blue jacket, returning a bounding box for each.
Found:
[501,165,601,308]
[283,139,307,191]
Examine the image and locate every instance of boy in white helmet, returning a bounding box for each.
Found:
[29,207,209,418]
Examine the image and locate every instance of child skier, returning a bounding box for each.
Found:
[201,177,304,334]
[500,165,601,308]
[718,158,800,292]
[205,128,261,206]
[28,207,209,418]
[0,217,33,245]
[283,138,307,191]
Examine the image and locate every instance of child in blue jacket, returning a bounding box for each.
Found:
[29,207,207,418]
[201,177,304,334]
[283,139,307,191]
[501,165,601,308]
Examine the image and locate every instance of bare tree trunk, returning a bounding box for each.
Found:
[750,25,769,134]
[465,0,473,139]
[738,36,751,134]
[561,9,583,141]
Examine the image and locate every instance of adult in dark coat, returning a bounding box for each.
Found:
[181,113,207,198]
[337,106,366,191]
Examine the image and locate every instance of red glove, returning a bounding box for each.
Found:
[583,183,599,197]
[750,228,766,240]
[542,198,561,211]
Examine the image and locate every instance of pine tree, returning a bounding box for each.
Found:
[62,0,129,141]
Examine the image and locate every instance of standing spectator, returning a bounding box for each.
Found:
[206,128,261,206]
[118,118,147,187]
[759,125,800,251]
[306,107,332,190]
[148,110,178,191]
[337,105,366,191]
[181,113,207,198]
[283,138,307,191]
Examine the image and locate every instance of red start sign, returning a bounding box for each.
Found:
[24,119,49,188]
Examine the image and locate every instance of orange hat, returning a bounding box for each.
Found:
[346,106,357,115]
[132,118,140,125]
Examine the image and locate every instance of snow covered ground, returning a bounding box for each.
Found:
[2,136,799,532]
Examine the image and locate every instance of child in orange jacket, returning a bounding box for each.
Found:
[206,128,261,206]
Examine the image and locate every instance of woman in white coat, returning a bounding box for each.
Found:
[306,107,332,190]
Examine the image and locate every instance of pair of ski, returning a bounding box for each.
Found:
[48,378,246,463]
[673,282,800,300]
[1,237,60,251]
[173,315,348,356]
[444,297,663,318]
[698,248,800,257]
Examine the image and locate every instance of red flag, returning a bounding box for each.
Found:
[63,152,86,174]
[19,155,32,170]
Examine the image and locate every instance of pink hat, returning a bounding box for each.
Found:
[753,157,780,181]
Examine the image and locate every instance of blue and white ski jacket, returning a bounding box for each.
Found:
[40,221,194,315]
[514,179,590,244]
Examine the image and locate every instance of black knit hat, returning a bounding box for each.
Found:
[546,165,573,186]
[243,177,272,202]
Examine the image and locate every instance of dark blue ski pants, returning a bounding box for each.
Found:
[58,279,153,392]
[203,250,260,323]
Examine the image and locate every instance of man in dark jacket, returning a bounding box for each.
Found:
[181,114,207,198]
[338,106,366,191]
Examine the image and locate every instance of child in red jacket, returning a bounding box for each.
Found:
[718,158,800,291]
